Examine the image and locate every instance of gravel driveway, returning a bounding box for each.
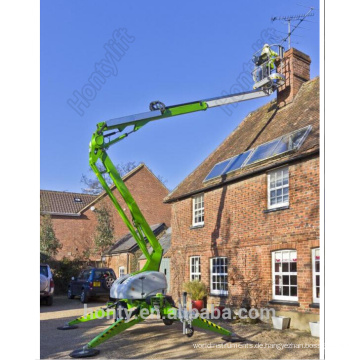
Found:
[41,296,320,359]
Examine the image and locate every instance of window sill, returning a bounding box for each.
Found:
[209,293,228,297]
[268,300,300,307]
[309,303,320,309]
[263,205,290,213]
[190,224,204,230]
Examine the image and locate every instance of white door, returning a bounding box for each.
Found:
[159,258,170,293]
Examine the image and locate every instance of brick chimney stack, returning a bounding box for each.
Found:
[277,48,311,107]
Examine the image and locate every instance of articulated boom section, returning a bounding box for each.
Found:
[89,132,163,273]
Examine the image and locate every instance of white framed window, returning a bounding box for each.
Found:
[118,266,125,278]
[192,194,204,226]
[190,256,201,281]
[268,167,289,209]
[272,250,298,301]
[312,248,320,303]
[210,257,228,296]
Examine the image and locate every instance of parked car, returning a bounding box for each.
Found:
[67,267,117,303]
[40,264,54,306]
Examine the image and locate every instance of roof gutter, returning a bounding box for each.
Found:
[40,211,81,217]
[164,149,319,203]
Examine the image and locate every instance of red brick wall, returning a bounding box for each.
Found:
[169,156,319,314]
[50,166,171,260]
[277,48,311,108]
[103,253,130,276]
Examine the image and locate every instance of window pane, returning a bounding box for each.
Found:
[272,136,289,155]
[316,287,320,298]
[290,275,297,285]
[275,275,281,285]
[246,139,280,165]
[283,286,289,296]
[316,275,320,287]
[315,261,320,273]
[290,251,297,261]
[282,263,289,272]
[283,275,290,285]
[290,127,309,149]
[275,286,281,295]
[204,160,231,181]
[275,263,280,272]
[290,286,297,296]
[282,252,289,262]
[226,150,252,173]
[290,262,297,272]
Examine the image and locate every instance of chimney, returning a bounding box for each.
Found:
[277,48,311,107]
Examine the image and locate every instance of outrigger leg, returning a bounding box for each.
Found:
[177,293,243,342]
[57,303,116,330]
[192,317,243,342]
[69,307,145,358]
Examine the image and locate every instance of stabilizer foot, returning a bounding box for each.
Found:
[69,348,100,358]
[57,324,78,330]
[222,333,245,342]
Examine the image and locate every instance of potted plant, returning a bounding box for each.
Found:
[272,315,291,330]
[309,321,320,337]
[183,280,207,311]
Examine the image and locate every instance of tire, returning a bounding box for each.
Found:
[80,289,88,304]
[67,288,75,299]
[185,324,194,337]
[45,295,53,306]
[105,276,115,289]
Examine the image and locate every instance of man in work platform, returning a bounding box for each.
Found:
[262,44,278,76]
[256,44,279,80]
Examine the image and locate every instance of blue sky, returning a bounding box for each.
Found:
[41,0,319,192]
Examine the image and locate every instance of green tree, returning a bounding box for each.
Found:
[94,204,115,256]
[40,214,62,256]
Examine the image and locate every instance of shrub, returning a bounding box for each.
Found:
[183,280,207,300]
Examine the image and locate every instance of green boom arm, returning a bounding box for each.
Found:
[89,87,273,272]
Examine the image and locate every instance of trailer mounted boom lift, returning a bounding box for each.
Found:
[59,44,285,358]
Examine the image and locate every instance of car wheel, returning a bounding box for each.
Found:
[45,295,53,306]
[80,290,88,304]
[67,288,75,299]
[105,276,115,289]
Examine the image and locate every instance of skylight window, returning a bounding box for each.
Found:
[74,197,82,202]
[245,139,280,166]
[204,159,232,182]
[203,125,311,182]
[225,150,252,174]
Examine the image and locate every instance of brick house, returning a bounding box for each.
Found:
[164,48,319,330]
[40,164,171,264]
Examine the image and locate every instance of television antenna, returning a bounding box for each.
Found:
[271,6,315,49]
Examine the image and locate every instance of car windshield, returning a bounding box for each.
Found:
[40,265,48,277]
